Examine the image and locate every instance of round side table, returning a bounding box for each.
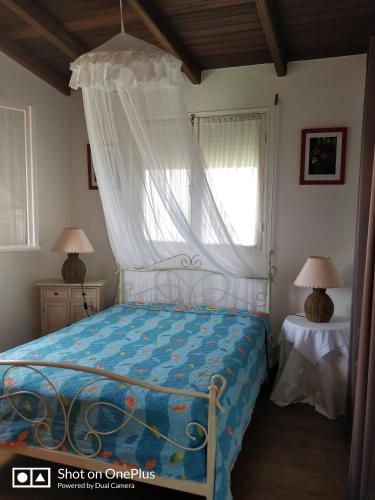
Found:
[270,314,350,419]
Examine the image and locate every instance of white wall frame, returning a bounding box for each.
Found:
[0,99,39,252]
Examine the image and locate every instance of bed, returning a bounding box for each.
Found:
[0,255,275,499]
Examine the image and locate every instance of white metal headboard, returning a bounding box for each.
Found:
[118,253,276,314]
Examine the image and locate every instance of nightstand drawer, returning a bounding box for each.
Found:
[44,288,69,300]
[71,288,97,301]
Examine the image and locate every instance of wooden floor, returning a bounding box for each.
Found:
[0,379,349,500]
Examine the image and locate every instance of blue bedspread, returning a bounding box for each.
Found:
[0,303,270,499]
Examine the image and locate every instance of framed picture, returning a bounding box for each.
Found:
[87,144,98,190]
[300,128,347,185]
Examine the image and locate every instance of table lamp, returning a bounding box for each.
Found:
[294,256,344,323]
[52,228,94,283]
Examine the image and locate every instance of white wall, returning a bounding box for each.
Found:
[69,93,117,308]
[183,55,366,329]
[0,53,72,349]
[70,55,366,332]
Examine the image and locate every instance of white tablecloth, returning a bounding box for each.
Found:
[270,315,350,419]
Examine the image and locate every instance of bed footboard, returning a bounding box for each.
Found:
[0,360,226,499]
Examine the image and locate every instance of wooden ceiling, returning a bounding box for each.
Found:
[0,0,373,96]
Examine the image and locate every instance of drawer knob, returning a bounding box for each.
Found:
[54,292,59,296]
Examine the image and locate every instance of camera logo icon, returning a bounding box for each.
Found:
[12,467,51,488]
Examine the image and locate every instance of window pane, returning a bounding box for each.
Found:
[144,169,190,242]
[0,107,27,246]
[205,166,258,246]
[198,115,262,247]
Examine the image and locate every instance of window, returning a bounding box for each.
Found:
[144,108,269,254]
[0,100,38,250]
[196,111,266,249]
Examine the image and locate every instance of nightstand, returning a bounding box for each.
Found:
[36,279,106,335]
[270,314,350,419]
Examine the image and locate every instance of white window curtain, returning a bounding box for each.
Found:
[70,32,263,278]
[196,114,263,249]
[0,106,27,246]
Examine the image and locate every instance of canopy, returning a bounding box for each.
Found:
[70,31,261,278]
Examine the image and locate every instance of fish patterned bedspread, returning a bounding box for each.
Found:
[0,303,271,500]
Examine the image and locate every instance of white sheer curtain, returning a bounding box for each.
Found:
[196,114,262,249]
[0,106,27,246]
[70,32,263,279]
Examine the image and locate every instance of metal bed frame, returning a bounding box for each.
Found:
[0,253,275,499]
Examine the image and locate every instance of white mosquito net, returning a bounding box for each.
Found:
[70,31,262,279]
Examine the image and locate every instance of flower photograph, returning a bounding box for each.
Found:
[300,128,347,184]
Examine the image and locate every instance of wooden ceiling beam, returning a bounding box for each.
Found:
[0,32,70,95]
[127,0,201,84]
[0,0,86,59]
[254,0,287,76]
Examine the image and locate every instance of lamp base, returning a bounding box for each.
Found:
[304,288,334,323]
[62,253,86,283]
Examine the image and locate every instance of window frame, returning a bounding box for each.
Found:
[0,99,39,252]
[192,106,272,257]
[143,106,274,262]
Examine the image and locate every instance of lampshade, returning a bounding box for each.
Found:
[294,256,344,289]
[51,228,94,254]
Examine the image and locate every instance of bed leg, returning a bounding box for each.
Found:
[206,384,217,500]
[0,448,14,468]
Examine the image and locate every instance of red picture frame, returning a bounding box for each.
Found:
[300,127,347,185]
[87,144,98,190]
